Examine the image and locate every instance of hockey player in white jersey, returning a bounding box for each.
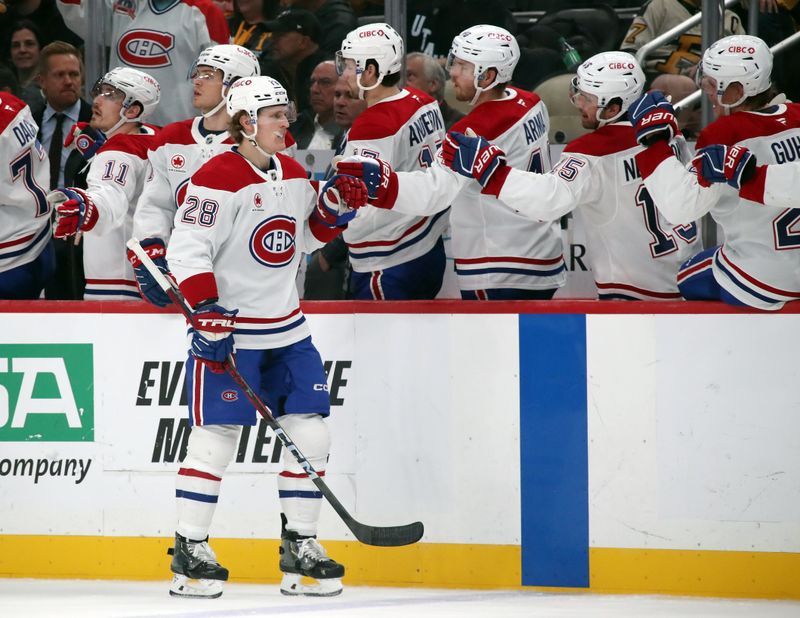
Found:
[693,143,800,210]
[47,67,160,300]
[0,93,52,299]
[130,44,260,306]
[340,25,565,299]
[56,0,229,126]
[164,76,369,598]
[631,35,800,310]
[373,52,698,300]
[335,23,449,299]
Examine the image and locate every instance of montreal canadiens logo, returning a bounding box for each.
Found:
[221,390,238,402]
[117,30,175,68]
[250,215,296,268]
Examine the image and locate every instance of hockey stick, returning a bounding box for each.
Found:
[126,238,424,547]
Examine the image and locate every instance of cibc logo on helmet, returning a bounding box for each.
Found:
[728,45,756,54]
[359,29,386,38]
[487,32,513,41]
[609,62,635,70]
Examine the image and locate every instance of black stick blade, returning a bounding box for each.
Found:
[348,519,424,547]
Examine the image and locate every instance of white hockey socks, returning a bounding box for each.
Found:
[176,424,240,541]
[277,413,330,537]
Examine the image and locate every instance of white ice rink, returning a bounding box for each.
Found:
[1,579,799,618]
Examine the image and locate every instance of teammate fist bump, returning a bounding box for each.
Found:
[190,303,238,374]
[336,155,398,209]
[48,187,98,239]
[64,122,107,160]
[692,144,756,190]
[442,130,507,190]
[126,237,173,307]
[629,91,679,146]
[315,174,369,227]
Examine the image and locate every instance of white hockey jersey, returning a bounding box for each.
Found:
[496,122,699,300]
[342,87,449,272]
[637,99,800,310]
[391,87,566,292]
[744,160,800,209]
[56,0,229,126]
[168,150,333,349]
[80,128,158,300]
[133,116,234,243]
[0,94,50,274]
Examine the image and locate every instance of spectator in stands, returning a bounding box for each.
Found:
[229,0,280,56]
[406,0,517,59]
[405,52,463,129]
[35,41,90,299]
[332,74,365,139]
[6,19,43,113]
[620,0,745,136]
[0,0,81,60]
[293,59,340,149]
[303,74,366,300]
[265,9,328,126]
[281,0,357,56]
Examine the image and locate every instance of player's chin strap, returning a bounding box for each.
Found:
[356,71,382,101]
[203,82,234,118]
[470,69,502,106]
[241,124,275,167]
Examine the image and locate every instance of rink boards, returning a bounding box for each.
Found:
[0,301,798,599]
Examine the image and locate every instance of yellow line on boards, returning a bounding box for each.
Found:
[589,547,800,600]
[0,536,797,599]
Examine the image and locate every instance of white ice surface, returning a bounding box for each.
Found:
[1,579,799,618]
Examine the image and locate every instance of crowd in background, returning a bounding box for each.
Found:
[1,0,800,301]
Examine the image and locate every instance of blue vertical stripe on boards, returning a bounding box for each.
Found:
[518,314,589,587]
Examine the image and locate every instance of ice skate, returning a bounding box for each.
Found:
[279,526,344,597]
[168,533,228,599]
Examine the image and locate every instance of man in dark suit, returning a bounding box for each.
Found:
[33,41,92,299]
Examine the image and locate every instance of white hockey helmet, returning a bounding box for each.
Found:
[336,23,403,96]
[226,76,296,154]
[698,35,772,109]
[194,44,261,87]
[570,51,645,126]
[91,67,160,135]
[193,44,261,117]
[447,25,520,104]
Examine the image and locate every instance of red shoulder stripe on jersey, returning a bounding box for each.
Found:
[191,151,262,191]
[349,89,437,141]
[275,152,308,180]
[182,0,230,44]
[564,123,639,157]
[0,93,28,135]
[697,103,800,148]
[151,118,196,148]
[450,88,543,141]
[285,130,296,147]
[99,132,158,159]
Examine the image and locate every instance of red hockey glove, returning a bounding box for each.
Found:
[48,187,99,239]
